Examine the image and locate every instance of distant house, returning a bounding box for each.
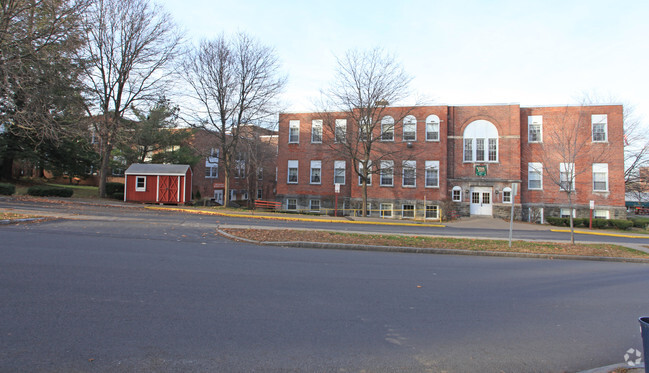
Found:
[124,163,192,204]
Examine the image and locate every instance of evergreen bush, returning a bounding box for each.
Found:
[0,183,15,195]
[27,185,73,197]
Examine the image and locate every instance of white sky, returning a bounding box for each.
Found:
[161,0,649,124]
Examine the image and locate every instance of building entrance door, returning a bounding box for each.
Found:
[214,189,224,205]
[470,187,492,216]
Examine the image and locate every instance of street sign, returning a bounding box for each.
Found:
[213,182,225,189]
[335,183,340,193]
[590,200,595,209]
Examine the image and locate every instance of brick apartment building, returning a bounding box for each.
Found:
[276,104,625,221]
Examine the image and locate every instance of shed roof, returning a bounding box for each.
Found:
[125,163,191,176]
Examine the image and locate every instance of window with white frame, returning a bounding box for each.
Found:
[560,163,575,191]
[309,199,321,211]
[402,160,416,187]
[257,167,263,180]
[452,186,462,202]
[403,115,416,141]
[287,160,298,184]
[560,208,576,218]
[528,115,543,142]
[425,161,439,187]
[380,160,393,186]
[311,119,322,143]
[240,189,248,200]
[288,120,300,143]
[235,159,245,178]
[335,119,347,143]
[402,204,415,218]
[426,115,440,141]
[310,160,321,184]
[358,162,371,186]
[205,148,219,178]
[359,119,371,141]
[463,120,498,162]
[334,160,346,185]
[425,205,439,219]
[257,189,263,199]
[230,189,237,201]
[528,162,543,190]
[594,210,610,219]
[135,176,146,191]
[502,187,512,203]
[592,114,608,142]
[381,116,394,141]
[592,163,609,191]
[287,198,297,210]
[380,203,393,217]
[365,203,372,216]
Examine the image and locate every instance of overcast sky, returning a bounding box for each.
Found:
[161,0,649,124]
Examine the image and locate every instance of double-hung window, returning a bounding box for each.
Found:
[334,161,346,185]
[381,116,394,141]
[380,160,393,186]
[463,120,498,162]
[335,119,347,143]
[135,176,146,192]
[403,115,416,141]
[310,160,321,184]
[528,115,542,142]
[402,160,416,187]
[592,163,608,191]
[358,162,371,186]
[592,114,607,142]
[452,186,462,202]
[560,163,575,191]
[425,161,439,187]
[205,148,219,178]
[426,115,440,141]
[528,162,543,190]
[287,160,298,184]
[288,120,300,143]
[311,120,322,143]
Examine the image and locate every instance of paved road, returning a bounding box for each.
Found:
[1,202,649,372]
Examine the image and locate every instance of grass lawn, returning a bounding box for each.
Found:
[13,182,99,199]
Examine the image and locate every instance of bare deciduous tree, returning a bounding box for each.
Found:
[182,33,285,206]
[319,47,417,216]
[79,0,183,197]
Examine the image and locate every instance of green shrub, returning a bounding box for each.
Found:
[194,190,201,200]
[27,185,73,197]
[0,183,15,195]
[610,219,633,230]
[106,182,124,197]
[546,217,567,226]
[572,218,588,227]
[111,192,124,200]
[592,218,610,229]
[630,217,649,229]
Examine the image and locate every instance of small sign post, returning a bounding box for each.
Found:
[508,183,519,247]
[335,183,340,216]
[589,200,595,229]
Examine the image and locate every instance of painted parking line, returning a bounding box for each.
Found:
[146,206,446,228]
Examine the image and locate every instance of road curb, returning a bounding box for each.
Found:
[551,229,649,239]
[216,227,649,264]
[0,217,50,225]
[576,362,644,373]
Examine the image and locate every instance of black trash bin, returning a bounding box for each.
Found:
[640,317,649,373]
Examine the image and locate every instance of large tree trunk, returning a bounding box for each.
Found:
[98,142,113,198]
[0,155,14,181]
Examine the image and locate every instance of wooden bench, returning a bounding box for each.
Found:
[254,200,281,210]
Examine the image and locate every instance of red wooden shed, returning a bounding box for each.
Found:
[124,164,192,204]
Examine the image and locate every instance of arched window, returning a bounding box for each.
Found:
[426,115,440,141]
[452,186,462,202]
[381,116,394,141]
[502,187,512,203]
[463,120,498,162]
[403,115,417,141]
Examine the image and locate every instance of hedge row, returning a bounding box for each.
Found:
[546,216,633,230]
[629,217,649,229]
[0,183,15,195]
[27,185,73,197]
[106,182,124,197]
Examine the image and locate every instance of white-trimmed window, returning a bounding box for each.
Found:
[309,199,321,212]
[425,205,439,219]
[135,176,146,191]
[335,119,347,143]
[528,162,543,190]
[402,160,416,187]
[230,189,237,201]
[528,115,543,142]
[287,160,298,184]
[257,167,263,180]
[311,120,322,143]
[594,210,610,219]
[359,119,371,141]
[310,160,321,184]
[257,189,263,199]
[452,186,462,202]
[381,116,394,141]
[358,162,372,186]
[463,120,498,162]
[425,161,439,187]
[593,163,609,191]
[380,203,393,218]
[205,148,219,178]
[560,163,575,191]
[240,190,248,200]
[592,114,608,142]
[287,198,297,210]
[334,160,346,185]
[402,204,415,218]
[403,115,417,141]
[502,187,512,203]
[288,120,300,143]
[235,159,245,178]
[560,208,576,218]
[426,115,440,141]
[380,160,394,186]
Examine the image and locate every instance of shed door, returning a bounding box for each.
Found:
[159,176,179,203]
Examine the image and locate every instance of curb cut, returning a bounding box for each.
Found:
[215,228,649,264]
